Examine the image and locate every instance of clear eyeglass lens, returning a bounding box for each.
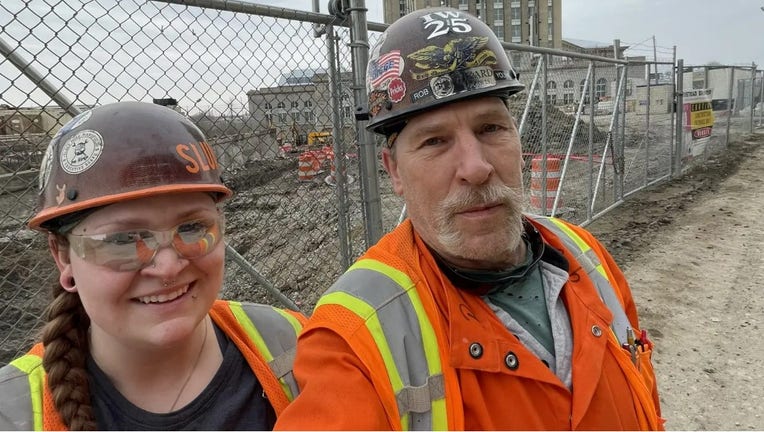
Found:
[68,217,222,271]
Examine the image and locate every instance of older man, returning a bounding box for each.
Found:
[275,7,663,430]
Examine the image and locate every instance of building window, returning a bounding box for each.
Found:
[547,80,557,90]
[563,79,574,89]
[277,101,287,124]
[494,2,503,10]
[546,94,557,105]
[303,100,315,123]
[563,92,574,104]
[596,78,607,99]
[512,25,521,38]
[264,102,273,125]
[511,6,520,19]
[625,79,633,97]
[341,94,352,120]
[494,25,504,40]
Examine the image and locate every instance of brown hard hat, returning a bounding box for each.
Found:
[29,101,232,231]
[365,7,525,136]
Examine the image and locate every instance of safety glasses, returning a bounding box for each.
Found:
[67,216,224,272]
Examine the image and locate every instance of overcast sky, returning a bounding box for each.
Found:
[305,0,762,68]
[2,0,761,109]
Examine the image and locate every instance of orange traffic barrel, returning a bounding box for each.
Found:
[530,156,562,214]
[298,151,320,181]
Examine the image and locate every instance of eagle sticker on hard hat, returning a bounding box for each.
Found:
[60,130,104,175]
[407,36,497,81]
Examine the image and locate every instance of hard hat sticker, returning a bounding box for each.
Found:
[60,130,104,174]
[420,11,472,40]
[368,50,403,91]
[56,110,92,139]
[407,36,496,81]
[388,77,406,103]
[38,141,56,191]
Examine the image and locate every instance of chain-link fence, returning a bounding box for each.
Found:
[0,0,759,365]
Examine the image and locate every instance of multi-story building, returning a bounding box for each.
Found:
[246,68,356,146]
[382,0,562,49]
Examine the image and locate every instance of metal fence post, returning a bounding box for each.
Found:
[325,24,351,269]
[751,63,757,133]
[0,36,81,117]
[669,47,677,176]
[346,0,383,248]
[540,54,549,216]
[588,61,595,218]
[725,67,735,151]
[673,59,684,175]
[758,70,764,127]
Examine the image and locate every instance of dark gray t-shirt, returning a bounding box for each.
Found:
[88,324,276,430]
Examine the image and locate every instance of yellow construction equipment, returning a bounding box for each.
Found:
[307,131,332,146]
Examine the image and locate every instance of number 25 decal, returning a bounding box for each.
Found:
[421,12,472,39]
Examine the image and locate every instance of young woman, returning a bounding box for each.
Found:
[0,101,305,430]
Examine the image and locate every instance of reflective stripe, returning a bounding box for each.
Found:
[0,356,43,430]
[319,258,447,430]
[529,215,632,346]
[228,301,301,401]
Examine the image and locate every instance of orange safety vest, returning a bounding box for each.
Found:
[291,216,663,430]
[0,300,305,430]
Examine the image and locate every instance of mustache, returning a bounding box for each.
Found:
[438,183,524,216]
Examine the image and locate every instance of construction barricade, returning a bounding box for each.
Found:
[530,155,562,215]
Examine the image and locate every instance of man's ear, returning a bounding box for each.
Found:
[381,148,404,196]
[48,234,76,292]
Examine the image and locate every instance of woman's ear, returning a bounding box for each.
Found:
[48,234,76,292]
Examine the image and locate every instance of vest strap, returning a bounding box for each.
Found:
[396,373,446,414]
[268,346,296,379]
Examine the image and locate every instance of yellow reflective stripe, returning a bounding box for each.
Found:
[10,355,44,431]
[350,259,448,430]
[229,301,273,361]
[228,301,293,400]
[272,308,303,335]
[318,290,410,427]
[549,218,609,280]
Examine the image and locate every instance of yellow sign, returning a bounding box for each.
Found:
[690,110,714,128]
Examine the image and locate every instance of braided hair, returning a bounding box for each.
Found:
[40,236,97,430]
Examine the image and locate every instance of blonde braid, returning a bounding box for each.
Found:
[41,282,96,430]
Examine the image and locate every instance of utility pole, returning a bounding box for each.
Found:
[652,35,659,84]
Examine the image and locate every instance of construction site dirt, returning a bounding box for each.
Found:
[1,128,762,430]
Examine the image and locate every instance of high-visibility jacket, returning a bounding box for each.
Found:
[0,300,306,431]
[275,216,664,430]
